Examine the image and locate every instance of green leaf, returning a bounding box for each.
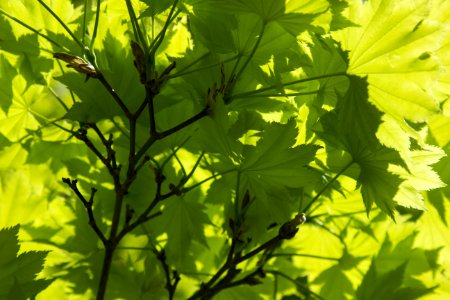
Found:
[204,177,233,205]
[241,119,320,188]
[338,248,366,270]
[313,264,353,300]
[188,9,237,54]
[429,115,450,148]
[140,0,174,17]
[358,147,403,218]
[0,225,20,266]
[7,278,27,300]
[303,35,349,107]
[58,32,144,122]
[206,0,327,36]
[63,199,107,254]
[0,0,79,36]
[356,259,404,300]
[0,169,50,228]
[0,0,448,298]
[18,52,52,86]
[157,193,211,264]
[356,256,435,300]
[0,225,51,298]
[0,16,55,86]
[244,179,296,238]
[194,97,240,163]
[336,0,443,123]
[390,286,436,300]
[211,0,286,21]
[214,285,264,300]
[275,12,318,36]
[0,78,45,141]
[0,54,17,112]
[319,110,426,218]
[328,0,358,31]
[64,98,121,122]
[335,75,382,148]
[26,141,88,172]
[281,295,302,300]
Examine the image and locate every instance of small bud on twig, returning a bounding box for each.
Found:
[131,41,147,84]
[53,52,100,78]
[278,213,306,239]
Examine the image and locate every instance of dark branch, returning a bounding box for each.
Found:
[154,249,181,300]
[117,168,167,241]
[97,74,132,119]
[75,126,116,173]
[146,88,157,136]
[135,107,209,162]
[62,178,107,245]
[87,123,118,169]
[157,106,209,139]
[188,213,306,300]
[266,270,325,300]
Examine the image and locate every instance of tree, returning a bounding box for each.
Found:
[0,0,449,299]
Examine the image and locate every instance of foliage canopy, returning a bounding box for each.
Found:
[0,0,450,299]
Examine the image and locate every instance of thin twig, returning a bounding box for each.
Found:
[146,88,157,136]
[182,168,236,193]
[90,0,101,50]
[188,214,306,299]
[125,0,147,49]
[154,249,181,300]
[270,253,340,261]
[234,22,266,82]
[97,74,132,118]
[117,168,167,240]
[62,178,107,245]
[82,0,88,46]
[74,127,114,174]
[37,0,84,50]
[167,52,212,78]
[157,107,209,139]
[149,0,180,54]
[232,72,348,99]
[303,160,354,212]
[178,151,205,187]
[167,55,238,79]
[134,97,148,118]
[135,107,209,162]
[232,90,321,100]
[0,9,65,49]
[266,270,325,300]
[160,136,191,169]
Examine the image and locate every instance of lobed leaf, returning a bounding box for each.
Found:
[0,225,51,298]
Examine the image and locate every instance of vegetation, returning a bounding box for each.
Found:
[0,0,449,299]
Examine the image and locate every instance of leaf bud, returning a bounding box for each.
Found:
[53,52,99,78]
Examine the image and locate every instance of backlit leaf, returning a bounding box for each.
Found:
[0,225,51,299]
[336,0,444,122]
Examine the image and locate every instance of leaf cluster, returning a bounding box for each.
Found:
[0,0,449,299]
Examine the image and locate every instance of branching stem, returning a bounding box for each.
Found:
[168,55,238,79]
[232,72,347,99]
[266,270,325,300]
[303,160,354,213]
[37,0,84,50]
[90,0,102,50]
[188,213,306,299]
[98,75,132,118]
[234,22,266,81]
[270,253,340,261]
[149,0,179,54]
[0,9,64,49]
[62,178,107,245]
